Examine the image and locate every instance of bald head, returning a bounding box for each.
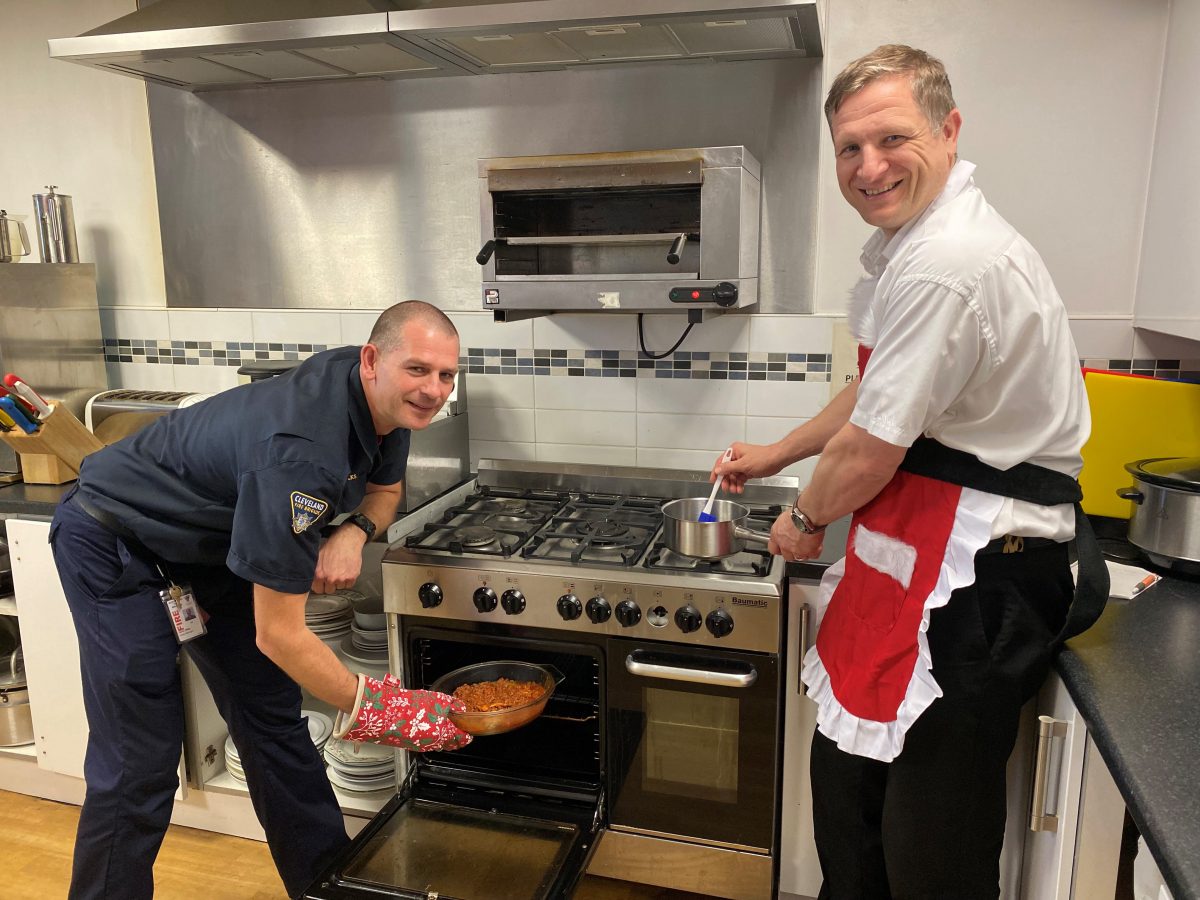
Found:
[368,301,458,354]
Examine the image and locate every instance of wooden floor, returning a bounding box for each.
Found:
[0,789,708,899]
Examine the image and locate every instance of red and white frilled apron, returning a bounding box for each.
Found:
[801,347,1005,763]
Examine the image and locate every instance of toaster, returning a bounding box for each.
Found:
[85,389,213,444]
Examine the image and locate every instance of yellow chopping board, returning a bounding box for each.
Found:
[1080,371,1200,518]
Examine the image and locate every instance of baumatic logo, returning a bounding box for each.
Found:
[731,595,768,609]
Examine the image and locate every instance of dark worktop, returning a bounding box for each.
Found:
[1058,572,1200,900]
[0,480,72,519]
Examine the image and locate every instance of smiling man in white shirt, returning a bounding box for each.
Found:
[713,45,1106,899]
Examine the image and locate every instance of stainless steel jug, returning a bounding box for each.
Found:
[0,210,30,263]
[33,185,79,263]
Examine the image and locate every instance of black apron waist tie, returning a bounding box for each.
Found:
[899,437,1109,643]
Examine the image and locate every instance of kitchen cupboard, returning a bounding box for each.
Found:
[1133,0,1200,342]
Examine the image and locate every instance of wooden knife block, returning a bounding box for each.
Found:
[0,403,105,484]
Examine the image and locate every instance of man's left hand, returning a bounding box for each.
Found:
[768,510,824,561]
[312,526,366,594]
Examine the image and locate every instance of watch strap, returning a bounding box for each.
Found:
[345,513,377,541]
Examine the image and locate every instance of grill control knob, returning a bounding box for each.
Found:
[417,582,443,609]
[500,589,526,615]
[706,608,735,638]
[586,596,612,624]
[615,600,641,628]
[675,605,702,634]
[472,586,498,613]
[557,594,582,621]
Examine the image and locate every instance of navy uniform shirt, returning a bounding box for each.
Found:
[77,347,409,594]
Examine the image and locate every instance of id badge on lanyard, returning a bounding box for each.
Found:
[159,581,206,643]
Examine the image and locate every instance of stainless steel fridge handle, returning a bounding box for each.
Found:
[625,654,758,688]
[798,603,811,696]
[1029,714,1069,832]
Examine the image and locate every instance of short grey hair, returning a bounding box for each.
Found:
[825,44,957,132]
[368,301,458,353]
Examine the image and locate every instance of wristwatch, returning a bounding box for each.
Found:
[790,498,825,535]
[344,513,377,542]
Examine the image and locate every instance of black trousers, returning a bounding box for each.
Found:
[811,543,1074,900]
[50,493,349,899]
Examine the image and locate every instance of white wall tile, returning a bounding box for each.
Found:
[636,447,727,473]
[536,409,635,446]
[749,315,834,354]
[1132,327,1200,361]
[98,306,169,341]
[168,309,253,344]
[105,362,175,391]
[251,311,343,345]
[1069,317,1135,359]
[636,413,744,451]
[639,313,750,353]
[636,378,746,415]
[746,380,830,418]
[341,312,380,345]
[452,312,533,350]
[469,407,536,443]
[745,416,820,483]
[536,443,638,466]
[533,315,636,351]
[171,364,241,394]
[465,373,533,409]
[536,375,636,411]
[471,440,537,468]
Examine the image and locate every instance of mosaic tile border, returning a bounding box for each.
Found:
[105,338,1200,383]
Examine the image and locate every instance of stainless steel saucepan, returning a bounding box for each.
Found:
[661,497,772,560]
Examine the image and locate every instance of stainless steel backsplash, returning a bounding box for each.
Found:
[147,57,821,312]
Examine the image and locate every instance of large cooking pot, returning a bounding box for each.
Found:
[1118,457,1200,576]
[661,497,772,560]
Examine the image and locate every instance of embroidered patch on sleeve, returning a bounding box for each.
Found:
[290,491,330,534]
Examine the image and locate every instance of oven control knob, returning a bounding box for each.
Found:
[417,582,443,609]
[500,589,526,615]
[557,594,583,620]
[706,608,735,638]
[472,586,498,613]
[675,605,702,634]
[586,596,612,624]
[615,600,641,627]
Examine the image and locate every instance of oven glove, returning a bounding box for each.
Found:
[333,673,473,752]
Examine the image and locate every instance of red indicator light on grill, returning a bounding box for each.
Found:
[691,290,701,300]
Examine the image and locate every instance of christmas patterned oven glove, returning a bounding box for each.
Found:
[333,673,473,752]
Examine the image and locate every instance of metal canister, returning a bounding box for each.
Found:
[33,185,79,263]
[0,210,31,263]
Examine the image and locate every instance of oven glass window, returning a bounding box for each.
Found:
[341,799,575,899]
[641,686,739,804]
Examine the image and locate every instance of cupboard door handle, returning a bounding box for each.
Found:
[798,603,811,696]
[1029,715,1069,832]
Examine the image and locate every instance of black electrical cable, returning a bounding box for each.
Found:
[637,313,695,360]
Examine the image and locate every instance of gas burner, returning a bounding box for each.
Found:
[478,498,529,515]
[455,525,499,547]
[486,514,534,529]
[643,544,774,577]
[575,519,630,543]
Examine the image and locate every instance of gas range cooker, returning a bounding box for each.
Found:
[383,461,807,653]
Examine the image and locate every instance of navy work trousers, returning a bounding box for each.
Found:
[50,493,349,899]
[810,543,1074,900]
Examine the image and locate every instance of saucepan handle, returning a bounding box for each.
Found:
[733,525,771,545]
[1116,487,1144,504]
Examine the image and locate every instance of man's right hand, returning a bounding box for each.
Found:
[711,442,784,494]
[335,673,473,753]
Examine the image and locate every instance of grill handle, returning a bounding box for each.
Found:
[625,651,758,688]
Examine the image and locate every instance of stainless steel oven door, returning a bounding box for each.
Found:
[606,639,779,851]
[303,766,601,900]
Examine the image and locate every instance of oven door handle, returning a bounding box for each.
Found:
[624,652,758,688]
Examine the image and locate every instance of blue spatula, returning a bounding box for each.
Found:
[699,448,734,522]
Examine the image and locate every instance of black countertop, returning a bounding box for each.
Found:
[1057,572,1200,900]
[0,480,72,519]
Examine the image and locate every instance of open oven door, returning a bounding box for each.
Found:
[302,762,602,900]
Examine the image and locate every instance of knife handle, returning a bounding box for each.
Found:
[10,379,51,418]
[0,397,37,434]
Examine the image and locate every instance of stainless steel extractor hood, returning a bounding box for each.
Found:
[49,0,821,91]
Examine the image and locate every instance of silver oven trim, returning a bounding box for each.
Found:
[606,823,768,855]
[624,654,758,688]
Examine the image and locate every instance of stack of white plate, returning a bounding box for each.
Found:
[323,736,396,794]
[224,710,334,784]
[340,594,388,666]
[306,591,357,640]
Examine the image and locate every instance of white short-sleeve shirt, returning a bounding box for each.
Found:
[847,161,1089,540]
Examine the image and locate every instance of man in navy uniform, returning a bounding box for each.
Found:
[51,300,471,900]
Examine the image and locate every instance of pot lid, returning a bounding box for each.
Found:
[1125,457,1200,492]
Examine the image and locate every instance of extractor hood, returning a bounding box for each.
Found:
[49,0,821,91]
